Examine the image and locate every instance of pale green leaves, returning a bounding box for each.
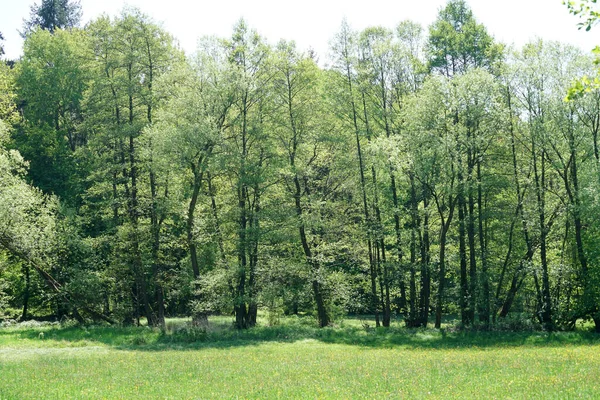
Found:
[565,0,600,31]
[0,120,59,269]
[0,63,18,125]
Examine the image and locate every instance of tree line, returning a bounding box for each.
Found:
[1,0,599,332]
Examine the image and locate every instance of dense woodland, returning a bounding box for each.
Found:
[1,0,600,332]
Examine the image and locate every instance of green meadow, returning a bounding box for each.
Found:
[1,317,599,399]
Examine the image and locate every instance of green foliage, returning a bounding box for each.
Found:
[565,0,600,31]
[190,268,232,316]
[0,255,12,319]
[15,27,89,205]
[0,62,17,124]
[565,1,600,98]
[0,120,59,266]
[4,0,600,335]
[21,0,82,37]
[427,0,502,76]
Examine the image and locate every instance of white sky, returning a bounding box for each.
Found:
[0,0,598,62]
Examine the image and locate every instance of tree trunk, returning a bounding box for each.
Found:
[477,160,490,328]
[235,96,250,330]
[407,173,419,328]
[187,162,206,327]
[342,43,379,329]
[149,167,166,330]
[21,264,30,320]
[129,135,153,327]
[458,191,469,326]
[363,93,381,328]
[294,171,330,327]
[532,139,552,330]
[381,240,391,327]
[187,166,203,281]
[418,192,431,328]
[498,93,535,320]
[499,269,526,318]
[246,188,260,328]
[371,165,389,327]
[467,188,477,325]
[435,198,455,329]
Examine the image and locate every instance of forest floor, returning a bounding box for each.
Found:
[1,315,599,399]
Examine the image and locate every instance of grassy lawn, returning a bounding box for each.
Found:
[1,316,599,399]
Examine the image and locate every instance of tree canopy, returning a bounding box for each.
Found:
[2,0,600,333]
[21,0,82,37]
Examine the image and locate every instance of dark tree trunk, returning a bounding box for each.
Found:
[435,198,456,329]
[187,165,203,280]
[381,239,391,327]
[246,187,260,328]
[149,168,166,329]
[494,212,516,322]
[467,189,477,325]
[458,190,470,326]
[293,169,330,327]
[371,165,389,327]
[399,280,407,314]
[343,44,379,329]
[498,93,535,320]
[362,93,381,328]
[390,172,405,315]
[380,73,401,329]
[406,174,419,328]
[477,160,490,328]
[128,126,153,326]
[418,192,431,328]
[532,139,552,330]
[235,182,248,330]
[499,269,526,319]
[234,97,250,330]
[21,265,30,320]
[565,111,596,327]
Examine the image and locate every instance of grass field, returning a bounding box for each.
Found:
[1,316,599,399]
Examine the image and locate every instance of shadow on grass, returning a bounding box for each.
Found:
[1,315,599,352]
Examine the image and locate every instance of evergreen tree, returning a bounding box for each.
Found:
[21,0,82,37]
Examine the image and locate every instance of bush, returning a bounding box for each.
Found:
[493,313,540,332]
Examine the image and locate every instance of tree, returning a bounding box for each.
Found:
[6,2,600,331]
[427,0,502,77]
[22,0,82,37]
[0,118,57,305]
[15,27,88,208]
[425,0,503,327]
[357,25,401,328]
[404,75,457,329]
[330,20,383,326]
[272,40,336,327]
[565,1,600,97]
[0,62,17,124]
[0,119,113,323]
[222,19,274,329]
[18,28,88,150]
[82,8,180,327]
[151,39,234,326]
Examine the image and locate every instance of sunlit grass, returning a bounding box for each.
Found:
[0,316,599,399]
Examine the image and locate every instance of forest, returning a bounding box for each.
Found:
[2,0,600,334]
